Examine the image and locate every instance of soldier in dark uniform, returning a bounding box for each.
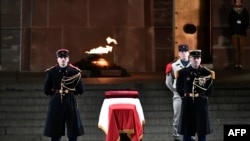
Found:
[43,49,85,141]
[176,50,215,141]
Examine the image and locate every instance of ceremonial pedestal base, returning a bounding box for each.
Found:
[98,91,145,141]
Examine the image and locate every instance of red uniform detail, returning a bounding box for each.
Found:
[69,64,81,71]
[165,63,172,74]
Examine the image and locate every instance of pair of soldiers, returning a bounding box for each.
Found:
[43,47,216,141]
[166,45,215,141]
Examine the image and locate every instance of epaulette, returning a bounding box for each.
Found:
[175,70,180,78]
[165,63,172,74]
[45,65,56,72]
[204,67,215,79]
[165,58,179,74]
[210,71,215,79]
[69,64,82,72]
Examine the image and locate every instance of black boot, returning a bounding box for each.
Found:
[51,137,61,141]
[68,137,77,141]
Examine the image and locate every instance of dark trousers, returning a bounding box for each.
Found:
[52,137,77,141]
[183,135,206,141]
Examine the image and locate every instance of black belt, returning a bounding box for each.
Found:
[185,93,206,97]
[185,93,205,102]
[55,89,74,103]
[55,89,74,94]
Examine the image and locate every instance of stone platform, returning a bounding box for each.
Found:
[0,70,250,141]
[0,70,250,87]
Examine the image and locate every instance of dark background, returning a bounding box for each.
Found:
[0,0,250,72]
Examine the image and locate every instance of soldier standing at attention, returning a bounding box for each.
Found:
[176,50,215,141]
[165,44,190,141]
[43,49,85,141]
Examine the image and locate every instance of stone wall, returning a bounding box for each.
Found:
[1,0,155,72]
[212,0,250,70]
[154,1,174,71]
[1,0,250,72]
[0,0,21,71]
[21,0,153,72]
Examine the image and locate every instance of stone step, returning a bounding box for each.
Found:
[0,82,167,91]
[0,118,248,141]
[2,80,249,92]
[1,87,250,99]
[1,118,160,127]
[2,134,209,141]
[1,88,249,99]
[0,126,106,135]
[0,134,106,141]
[0,96,249,109]
[0,84,250,141]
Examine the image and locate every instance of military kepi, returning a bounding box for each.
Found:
[56,49,69,57]
[189,50,202,57]
[178,44,189,51]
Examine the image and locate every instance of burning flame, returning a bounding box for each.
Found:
[92,58,109,67]
[85,37,118,54]
[106,37,118,45]
[85,45,113,54]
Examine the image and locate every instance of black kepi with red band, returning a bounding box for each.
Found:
[189,50,202,57]
[56,49,70,57]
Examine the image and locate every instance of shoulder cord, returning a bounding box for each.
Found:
[61,72,81,91]
[192,75,212,91]
[191,75,213,103]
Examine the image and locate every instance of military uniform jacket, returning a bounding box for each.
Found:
[43,64,85,137]
[176,65,215,136]
[165,59,190,97]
